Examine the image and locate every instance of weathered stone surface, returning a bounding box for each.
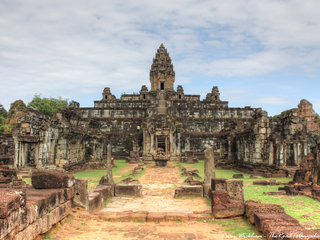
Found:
[0,185,72,240]
[165,212,189,222]
[254,212,300,232]
[88,192,102,212]
[115,184,142,197]
[204,147,215,185]
[0,188,24,219]
[212,200,244,218]
[31,170,74,189]
[146,212,166,222]
[174,185,203,198]
[232,174,243,178]
[93,185,111,200]
[226,180,244,202]
[211,178,227,191]
[73,178,89,209]
[245,200,285,225]
[211,190,229,206]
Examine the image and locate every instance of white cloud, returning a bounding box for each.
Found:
[0,0,320,111]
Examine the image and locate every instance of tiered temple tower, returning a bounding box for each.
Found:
[150,44,175,91]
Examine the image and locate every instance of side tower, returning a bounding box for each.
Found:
[150,44,175,91]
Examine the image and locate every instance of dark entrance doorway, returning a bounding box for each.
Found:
[160,82,165,90]
[157,135,166,152]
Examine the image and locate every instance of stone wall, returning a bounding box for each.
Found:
[10,96,320,171]
[0,134,14,164]
[0,170,75,240]
[12,106,109,170]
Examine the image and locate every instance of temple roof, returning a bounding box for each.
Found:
[150,44,174,75]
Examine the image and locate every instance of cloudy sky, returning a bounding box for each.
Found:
[1,0,320,116]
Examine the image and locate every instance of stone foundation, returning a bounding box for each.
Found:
[0,169,75,240]
[174,185,203,198]
[210,178,244,218]
[115,184,142,197]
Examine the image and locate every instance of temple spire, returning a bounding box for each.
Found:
[150,44,175,91]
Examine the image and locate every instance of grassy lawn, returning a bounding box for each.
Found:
[19,160,141,191]
[73,160,135,191]
[180,160,320,228]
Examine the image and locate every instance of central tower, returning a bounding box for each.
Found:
[150,44,175,91]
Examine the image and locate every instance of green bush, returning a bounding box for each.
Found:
[28,94,69,116]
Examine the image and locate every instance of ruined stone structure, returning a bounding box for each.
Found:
[9,44,320,171]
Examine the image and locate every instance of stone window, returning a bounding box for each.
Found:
[161,82,164,90]
[143,94,146,99]
[105,95,108,100]
[179,94,181,99]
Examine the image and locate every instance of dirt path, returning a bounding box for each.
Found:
[46,209,244,240]
[139,161,183,196]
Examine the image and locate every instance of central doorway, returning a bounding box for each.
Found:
[157,135,166,153]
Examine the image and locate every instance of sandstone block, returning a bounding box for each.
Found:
[211,178,227,191]
[130,211,147,222]
[254,213,300,232]
[245,200,285,225]
[261,221,305,239]
[211,190,229,206]
[212,200,244,218]
[253,180,270,185]
[232,174,243,178]
[73,179,89,209]
[146,212,166,222]
[174,185,203,198]
[32,170,75,189]
[0,189,23,219]
[93,185,111,200]
[88,192,102,212]
[115,184,142,197]
[226,180,244,202]
[165,212,189,222]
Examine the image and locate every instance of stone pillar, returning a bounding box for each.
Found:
[177,132,181,154]
[107,144,113,183]
[268,144,274,166]
[204,147,215,197]
[99,144,115,195]
[151,134,154,153]
[169,132,173,153]
[227,137,232,162]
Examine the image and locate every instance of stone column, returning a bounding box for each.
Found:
[177,132,181,154]
[268,144,274,166]
[169,132,173,153]
[151,133,154,153]
[204,147,216,197]
[227,137,232,162]
[99,144,115,196]
[107,144,114,183]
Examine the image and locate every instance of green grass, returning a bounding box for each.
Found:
[181,160,320,228]
[118,167,146,184]
[22,177,31,185]
[213,217,261,237]
[73,160,143,190]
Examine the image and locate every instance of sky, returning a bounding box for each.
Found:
[0,0,320,116]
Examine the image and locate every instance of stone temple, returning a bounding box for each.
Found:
[4,44,319,174]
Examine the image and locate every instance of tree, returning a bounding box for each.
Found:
[0,105,8,134]
[28,94,69,116]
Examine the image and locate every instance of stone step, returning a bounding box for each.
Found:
[93,210,212,222]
